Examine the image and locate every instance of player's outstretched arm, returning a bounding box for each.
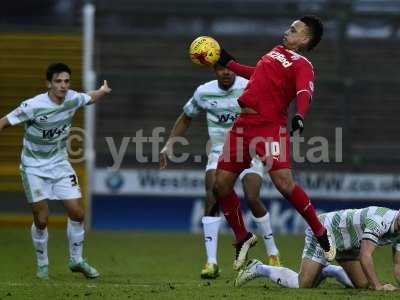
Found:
[217,49,255,79]
[228,61,256,79]
[159,113,192,169]
[88,80,112,104]
[360,239,396,291]
[0,116,11,133]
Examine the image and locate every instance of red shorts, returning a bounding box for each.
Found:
[217,113,291,174]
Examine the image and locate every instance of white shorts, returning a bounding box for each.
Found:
[302,227,328,267]
[20,162,81,203]
[302,227,360,266]
[206,153,264,180]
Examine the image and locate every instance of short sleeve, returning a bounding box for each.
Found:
[295,60,315,98]
[362,216,388,244]
[183,89,202,117]
[6,101,34,125]
[78,92,92,106]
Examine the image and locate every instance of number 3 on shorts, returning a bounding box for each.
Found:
[69,174,78,187]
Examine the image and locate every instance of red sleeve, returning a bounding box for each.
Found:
[227,61,256,80]
[295,60,315,118]
[296,92,311,118]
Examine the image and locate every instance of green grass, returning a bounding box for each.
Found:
[0,229,398,299]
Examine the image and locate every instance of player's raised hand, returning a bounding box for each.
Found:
[100,80,112,94]
[159,145,172,169]
[217,49,236,67]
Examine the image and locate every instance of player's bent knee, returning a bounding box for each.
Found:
[352,279,369,289]
[213,183,230,199]
[245,193,260,204]
[33,212,48,229]
[298,274,314,288]
[69,210,85,222]
[35,220,48,230]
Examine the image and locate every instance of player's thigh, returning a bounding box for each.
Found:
[337,260,369,289]
[254,125,291,172]
[205,169,216,192]
[62,198,85,221]
[52,170,84,220]
[301,227,328,287]
[269,168,295,197]
[241,173,262,201]
[217,128,251,175]
[298,258,323,288]
[239,156,263,194]
[20,169,52,204]
[53,169,82,201]
[213,169,239,197]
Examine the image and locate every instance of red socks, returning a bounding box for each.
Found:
[218,191,248,242]
[218,185,324,241]
[289,185,326,237]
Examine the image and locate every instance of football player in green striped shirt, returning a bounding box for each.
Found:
[0,63,111,279]
[160,64,280,279]
[235,206,400,291]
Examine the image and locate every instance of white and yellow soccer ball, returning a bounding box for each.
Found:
[189,36,221,66]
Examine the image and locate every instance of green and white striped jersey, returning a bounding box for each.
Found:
[183,76,247,154]
[7,90,91,171]
[320,206,400,252]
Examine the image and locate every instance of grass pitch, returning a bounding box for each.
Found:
[0,229,398,299]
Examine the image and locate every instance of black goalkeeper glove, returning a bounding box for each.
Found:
[217,49,235,67]
[290,115,304,136]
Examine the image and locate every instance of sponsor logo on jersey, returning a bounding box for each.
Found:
[217,113,239,123]
[268,51,293,68]
[38,115,48,123]
[42,124,68,139]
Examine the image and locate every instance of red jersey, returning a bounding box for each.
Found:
[228,45,314,125]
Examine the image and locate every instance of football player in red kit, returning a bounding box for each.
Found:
[213,16,336,270]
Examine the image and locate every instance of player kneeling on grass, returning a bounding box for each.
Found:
[0,63,111,280]
[235,206,400,291]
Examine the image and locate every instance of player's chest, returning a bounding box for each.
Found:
[200,96,240,110]
[32,110,75,139]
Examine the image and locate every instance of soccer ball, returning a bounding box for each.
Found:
[189,36,221,66]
